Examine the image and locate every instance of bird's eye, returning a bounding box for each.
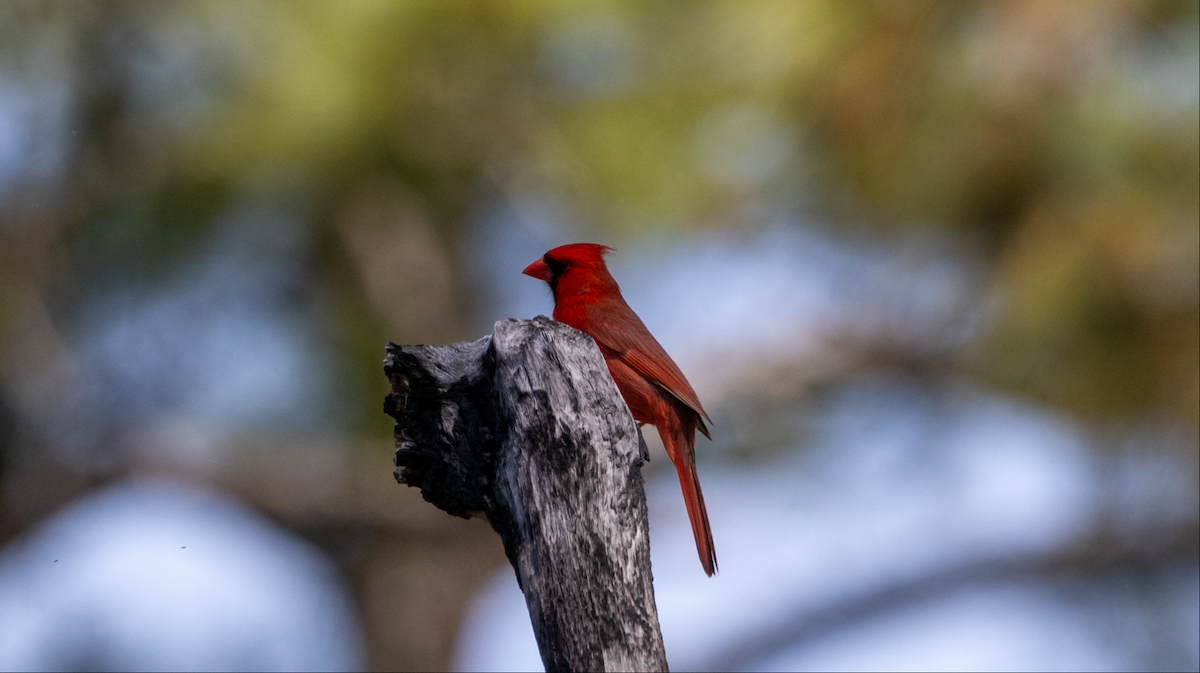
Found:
[544,255,569,276]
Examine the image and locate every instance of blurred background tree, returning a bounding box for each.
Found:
[0,1,1195,671]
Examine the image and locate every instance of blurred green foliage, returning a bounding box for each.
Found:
[0,0,1196,434]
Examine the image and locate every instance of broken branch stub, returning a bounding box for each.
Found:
[382,316,668,672]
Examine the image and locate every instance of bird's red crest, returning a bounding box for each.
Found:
[543,243,613,265]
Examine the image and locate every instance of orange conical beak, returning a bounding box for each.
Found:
[522,258,552,282]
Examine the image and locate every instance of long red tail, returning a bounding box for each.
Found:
[662,416,717,576]
[676,452,717,576]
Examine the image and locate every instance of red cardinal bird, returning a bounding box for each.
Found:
[523,243,717,576]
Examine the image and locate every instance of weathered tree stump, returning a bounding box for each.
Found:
[383,316,668,672]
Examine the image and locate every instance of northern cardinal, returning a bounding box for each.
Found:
[523,243,717,576]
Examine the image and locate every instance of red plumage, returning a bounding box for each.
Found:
[523,243,717,576]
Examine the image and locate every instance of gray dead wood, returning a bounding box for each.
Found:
[383,316,668,673]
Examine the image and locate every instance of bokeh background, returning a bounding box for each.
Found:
[0,1,1197,671]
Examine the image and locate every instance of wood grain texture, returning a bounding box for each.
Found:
[383,316,668,672]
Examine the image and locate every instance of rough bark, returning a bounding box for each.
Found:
[383,316,667,672]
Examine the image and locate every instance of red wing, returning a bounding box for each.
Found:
[621,347,711,424]
[585,302,713,430]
